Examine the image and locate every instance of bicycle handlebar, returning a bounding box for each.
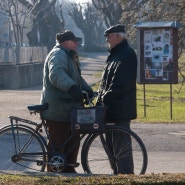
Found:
[82,91,98,107]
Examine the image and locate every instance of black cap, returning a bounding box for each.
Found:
[56,30,82,43]
[104,24,126,36]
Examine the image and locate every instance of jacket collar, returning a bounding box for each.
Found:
[109,39,128,53]
[55,44,70,52]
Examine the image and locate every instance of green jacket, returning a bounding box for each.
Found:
[40,45,92,122]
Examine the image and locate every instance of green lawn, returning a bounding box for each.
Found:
[136,83,185,123]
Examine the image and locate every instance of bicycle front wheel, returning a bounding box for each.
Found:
[0,125,47,173]
[81,125,147,175]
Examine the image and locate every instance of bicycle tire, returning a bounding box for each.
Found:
[0,125,47,173]
[81,125,147,175]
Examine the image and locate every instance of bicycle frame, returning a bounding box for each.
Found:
[8,115,89,165]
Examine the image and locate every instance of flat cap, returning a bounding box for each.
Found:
[104,24,126,36]
[56,30,82,43]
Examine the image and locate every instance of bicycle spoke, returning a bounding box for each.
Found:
[81,126,147,175]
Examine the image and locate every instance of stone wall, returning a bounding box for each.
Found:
[0,47,47,64]
[0,47,47,89]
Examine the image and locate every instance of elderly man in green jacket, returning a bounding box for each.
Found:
[41,30,93,173]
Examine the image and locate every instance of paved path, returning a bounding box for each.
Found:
[0,52,185,175]
[131,123,185,174]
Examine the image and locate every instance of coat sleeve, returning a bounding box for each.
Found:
[48,50,76,92]
[81,77,93,91]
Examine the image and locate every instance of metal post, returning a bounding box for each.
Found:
[170,84,172,120]
[143,84,146,117]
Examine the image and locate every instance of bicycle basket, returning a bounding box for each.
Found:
[70,106,106,134]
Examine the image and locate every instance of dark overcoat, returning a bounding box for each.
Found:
[98,39,137,122]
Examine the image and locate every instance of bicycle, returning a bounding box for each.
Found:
[0,92,148,175]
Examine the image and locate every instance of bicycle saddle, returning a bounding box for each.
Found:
[27,103,48,112]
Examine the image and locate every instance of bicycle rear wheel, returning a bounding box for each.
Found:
[0,125,46,173]
[81,125,147,175]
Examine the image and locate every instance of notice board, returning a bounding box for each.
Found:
[134,22,181,84]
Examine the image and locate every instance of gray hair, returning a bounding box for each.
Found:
[113,32,127,39]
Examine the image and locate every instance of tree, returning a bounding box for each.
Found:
[68,2,106,52]
[20,0,65,51]
[0,0,31,46]
[0,0,65,51]
[92,0,122,28]
[120,0,185,51]
[0,0,33,63]
[120,0,185,92]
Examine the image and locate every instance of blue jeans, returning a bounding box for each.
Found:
[106,120,134,174]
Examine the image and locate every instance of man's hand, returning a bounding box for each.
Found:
[87,89,94,98]
[68,85,83,102]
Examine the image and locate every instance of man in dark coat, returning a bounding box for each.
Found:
[97,24,137,174]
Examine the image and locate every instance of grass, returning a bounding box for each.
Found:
[1,173,185,185]
[136,83,185,123]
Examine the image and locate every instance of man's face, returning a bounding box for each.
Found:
[62,40,78,50]
[105,33,122,49]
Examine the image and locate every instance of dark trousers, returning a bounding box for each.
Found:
[46,120,80,173]
[106,120,134,174]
